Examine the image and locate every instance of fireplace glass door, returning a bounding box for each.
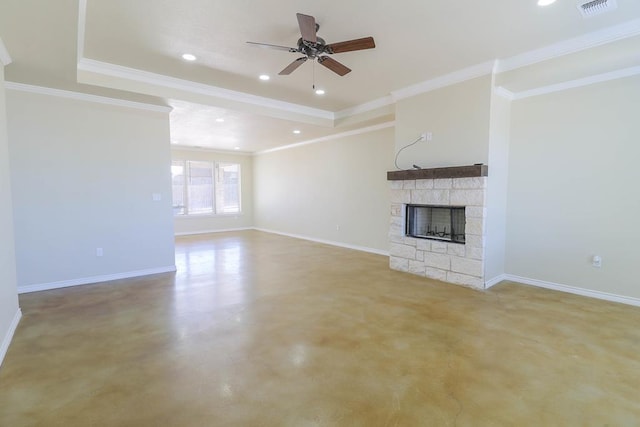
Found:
[405,205,465,243]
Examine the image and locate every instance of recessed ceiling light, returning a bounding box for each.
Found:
[315,89,325,95]
[537,0,556,6]
[234,147,240,150]
[171,140,179,144]
[215,118,225,123]
[182,53,197,61]
[259,74,270,81]
[293,130,301,134]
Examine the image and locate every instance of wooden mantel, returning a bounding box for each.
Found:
[387,164,488,181]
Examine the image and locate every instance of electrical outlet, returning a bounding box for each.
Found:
[421,132,433,141]
[96,247,104,257]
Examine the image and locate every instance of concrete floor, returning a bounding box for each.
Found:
[1,230,639,426]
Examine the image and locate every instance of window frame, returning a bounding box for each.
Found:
[171,159,242,217]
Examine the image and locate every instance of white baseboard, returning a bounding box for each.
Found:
[0,308,22,367]
[502,274,640,308]
[175,227,252,236]
[484,274,508,289]
[17,265,177,294]
[253,227,390,257]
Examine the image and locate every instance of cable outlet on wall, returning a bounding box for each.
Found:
[592,255,602,268]
[96,247,104,257]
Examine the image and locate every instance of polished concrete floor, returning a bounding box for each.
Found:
[1,231,640,426]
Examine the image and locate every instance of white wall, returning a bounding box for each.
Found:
[0,54,20,364]
[171,148,253,235]
[484,91,511,283]
[253,127,395,253]
[394,75,492,169]
[506,76,640,299]
[7,90,175,290]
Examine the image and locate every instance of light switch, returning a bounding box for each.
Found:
[152,193,162,201]
[592,255,602,268]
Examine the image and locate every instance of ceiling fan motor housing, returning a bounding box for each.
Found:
[297,37,327,58]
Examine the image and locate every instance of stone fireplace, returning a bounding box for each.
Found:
[388,165,487,289]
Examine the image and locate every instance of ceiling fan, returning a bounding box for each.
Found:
[247,13,375,76]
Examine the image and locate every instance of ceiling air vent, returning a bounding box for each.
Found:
[578,0,618,18]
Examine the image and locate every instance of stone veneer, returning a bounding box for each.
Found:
[389,176,487,289]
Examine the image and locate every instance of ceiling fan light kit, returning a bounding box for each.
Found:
[247,13,375,78]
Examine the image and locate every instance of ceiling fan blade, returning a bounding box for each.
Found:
[317,56,351,76]
[246,41,297,53]
[296,13,317,43]
[326,36,375,54]
[279,57,308,75]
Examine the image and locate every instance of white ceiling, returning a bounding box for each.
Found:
[1,0,640,152]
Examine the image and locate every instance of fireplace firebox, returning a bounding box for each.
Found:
[406,205,465,244]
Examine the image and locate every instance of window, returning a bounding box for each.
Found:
[215,162,240,214]
[171,160,241,216]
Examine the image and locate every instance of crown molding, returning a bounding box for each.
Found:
[255,121,395,155]
[77,0,87,63]
[73,0,639,124]
[76,54,494,123]
[390,61,495,101]
[0,38,12,66]
[511,65,640,100]
[74,0,332,123]
[382,20,640,103]
[78,58,334,121]
[4,82,172,113]
[170,145,253,156]
[334,95,394,120]
[496,18,640,73]
[493,86,515,101]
